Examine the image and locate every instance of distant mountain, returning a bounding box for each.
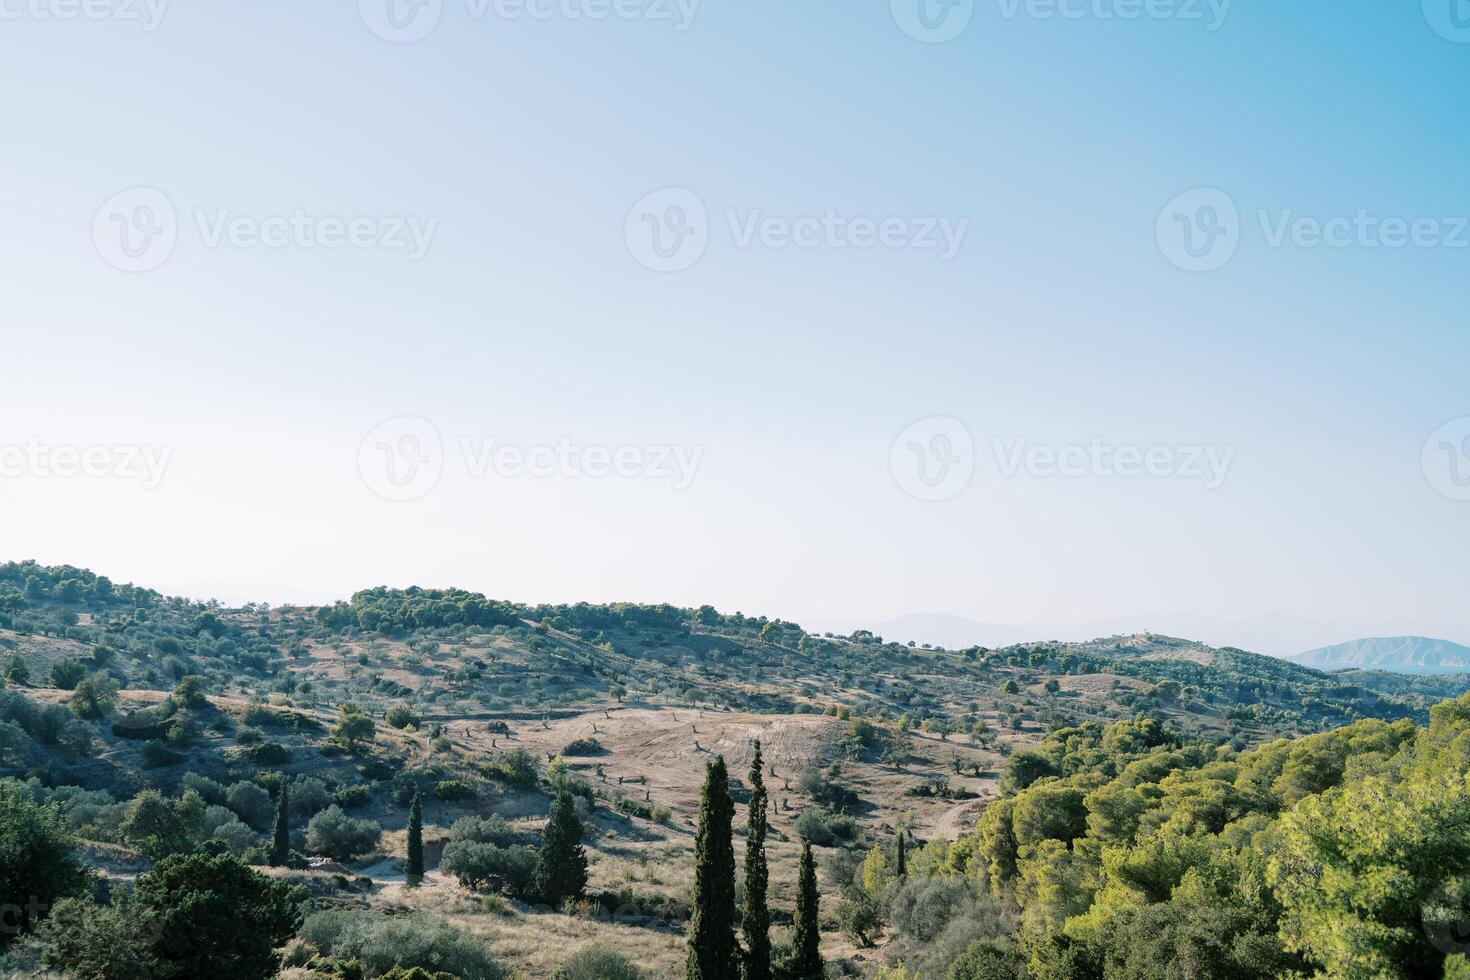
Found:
[1290,636,1470,675]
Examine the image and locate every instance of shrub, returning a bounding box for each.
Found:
[243,742,291,765]
[182,773,228,805]
[49,659,86,691]
[141,740,185,768]
[441,840,537,894]
[299,910,506,980]
[335,784,373,809]
[236,726,262,745]
[561,737,603,756]
[553,947,643,980]
[290,776,332,819]
[435,779,475,801]
[794,806,857,846]
[306,805,381,861]
[226,782,274,829]
[386,703,421,730]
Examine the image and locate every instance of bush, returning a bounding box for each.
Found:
[299,910,507,980]
[386,703,421,730]
[553,947,643,980]
[561,737,602,756]
[306,805,381,861]
[794,806,857,846]
[290,776,332,819]
[226,782,274,829]
[441,840,537,894]
[242,742,291,765]
[48,659,86,691]
[335,783,373,809]
[236,726,262,745]
[435,779,476,801]
[141,740,185,768]
[182,773,227,805]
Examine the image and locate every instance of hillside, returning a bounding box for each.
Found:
[3,560,1470,979]
[1289,635,1470,674]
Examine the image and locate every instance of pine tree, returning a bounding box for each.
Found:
[270,779,290,867]
[743,741,771,980]
[405,790,424,879]
[896,829,907,879]
[688,756,739,980]
[533,791,588,907]
[788,842,824,980]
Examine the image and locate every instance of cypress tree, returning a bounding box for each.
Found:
[743,741,771,980]
[688,755,739,980]
[896,829,907,878]
[788,842,824,980]
[533,791,588,907]
[405,789,424,879]
[270,779,290,867]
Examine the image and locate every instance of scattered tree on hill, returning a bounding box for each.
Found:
[406,789,425,880]
[687,755,739,980]
[743,741,771,980]
[534,792,588,907]
[270,780,290,867]
[332,701,375,752]
[787,842,824,980]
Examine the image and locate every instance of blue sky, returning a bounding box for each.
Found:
[1,0,1467,653]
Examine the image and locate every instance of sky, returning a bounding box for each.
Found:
[1,0,1467,655]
